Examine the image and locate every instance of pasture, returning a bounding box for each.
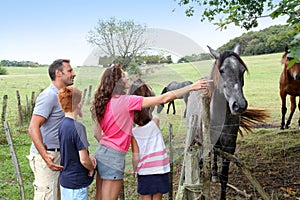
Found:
[0,52,299,199]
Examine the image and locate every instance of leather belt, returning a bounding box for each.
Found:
[47,148,60,152]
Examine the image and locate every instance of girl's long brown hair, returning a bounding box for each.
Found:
[129,79,155,126]
[91,64,126,122]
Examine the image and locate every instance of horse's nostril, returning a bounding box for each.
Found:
[233,102,239,112]
[233,100,248,113]
[296,75,300,80]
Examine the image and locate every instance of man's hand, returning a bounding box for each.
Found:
[44,153,64,171]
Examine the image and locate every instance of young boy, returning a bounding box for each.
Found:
[58,86,96,200]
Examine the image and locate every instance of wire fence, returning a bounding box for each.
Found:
[1,61,300,199]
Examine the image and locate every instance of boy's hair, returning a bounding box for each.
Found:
[58,86,82,112]
[129,79,155,126]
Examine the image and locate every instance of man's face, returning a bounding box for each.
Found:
[61,62,76,86]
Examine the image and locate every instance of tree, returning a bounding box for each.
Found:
[174,0,300,61]
[87,17,147,68]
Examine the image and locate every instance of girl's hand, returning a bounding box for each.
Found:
[192,79,213,91]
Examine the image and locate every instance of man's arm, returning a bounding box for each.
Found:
[28,114,63,171]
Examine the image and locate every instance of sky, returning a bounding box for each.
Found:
[0,0,287,66]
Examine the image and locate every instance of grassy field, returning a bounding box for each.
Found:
[0,52,299,199]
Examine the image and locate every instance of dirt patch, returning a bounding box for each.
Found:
[171,129,300,200]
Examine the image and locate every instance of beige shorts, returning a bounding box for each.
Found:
[27,151,60,200]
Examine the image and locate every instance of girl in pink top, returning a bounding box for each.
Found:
[91,64,211,200]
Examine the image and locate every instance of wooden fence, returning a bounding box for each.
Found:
[1,85,94,126]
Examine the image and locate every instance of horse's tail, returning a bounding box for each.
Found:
[239,108,270,136]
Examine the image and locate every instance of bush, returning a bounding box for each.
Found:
[126,60,141,77]
[0,67,7,75]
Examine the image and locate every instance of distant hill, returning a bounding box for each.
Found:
[217,25,293,56]
[0,60,46,67]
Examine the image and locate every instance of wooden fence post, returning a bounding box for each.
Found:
[82,88,87,105]
[25,94,29,122]
[16,90,23,126]
[4,121,25,200]
[30,91,35,116]
[200,94,211,199]
[176,115,201,200]
[2,95,8,127]
[88,85,93,104]
[178,115,198,187]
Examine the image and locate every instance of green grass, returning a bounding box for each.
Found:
[0,52,299,199]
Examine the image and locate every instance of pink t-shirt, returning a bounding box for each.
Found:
[99,95,143,152]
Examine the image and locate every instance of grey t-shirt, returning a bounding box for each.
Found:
[30,83,64,153]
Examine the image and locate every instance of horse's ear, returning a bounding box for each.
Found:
[207,45,220,59]
[161,87,168,94]
[233,43,241,55]
[284,46,289,53]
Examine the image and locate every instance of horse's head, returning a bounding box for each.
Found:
[208,43,248,115]
[282,46,300,80]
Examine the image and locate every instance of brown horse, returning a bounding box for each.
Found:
[279,46,300,130]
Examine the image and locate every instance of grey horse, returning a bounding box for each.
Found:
[157,81,193,118]
[186,43,248,200]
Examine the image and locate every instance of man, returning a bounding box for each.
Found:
[27,59,76,200]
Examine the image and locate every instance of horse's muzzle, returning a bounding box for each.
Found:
[232,100,248,114]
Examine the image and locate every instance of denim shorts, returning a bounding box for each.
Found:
[95,145,126,180]
[60,185,88,200]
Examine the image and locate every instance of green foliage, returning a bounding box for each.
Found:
[148,55,162,64]
[126,59,142,76]
[162,55,173,64]
[269,0,300,25]
[218,25,294,55]
[0,66,7,75]
[178,53,211,63]
[138,55,162,64]
[175,0,300,61]
[0,60,44,67]
[87,17,147,66]
[175,0,298,30]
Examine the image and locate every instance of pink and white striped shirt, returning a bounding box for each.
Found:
[132,120,170,175]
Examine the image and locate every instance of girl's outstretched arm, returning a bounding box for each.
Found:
[141,79,213,108]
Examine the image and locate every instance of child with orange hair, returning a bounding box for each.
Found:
[58,86,96,200]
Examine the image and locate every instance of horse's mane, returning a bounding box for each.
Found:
[161,87,169,94]
[208,51,248,99]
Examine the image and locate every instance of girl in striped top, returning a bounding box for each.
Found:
[130,79,170,200]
